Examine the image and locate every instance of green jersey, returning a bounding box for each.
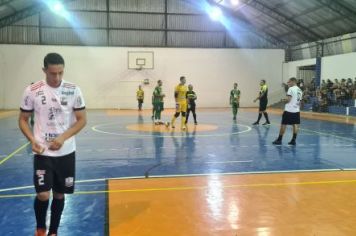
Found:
[230,89,240,104]
[153,86,164,103]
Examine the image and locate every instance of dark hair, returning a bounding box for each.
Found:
[261,79,266,83]
[44,53,65,68]
[180,76,185,81]
[289,77,297,82]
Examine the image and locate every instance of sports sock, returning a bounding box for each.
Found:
[48,198,65,235]
[34,197,49,229]
[263,112,270,123]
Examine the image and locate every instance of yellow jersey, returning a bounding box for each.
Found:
[175,84,187,104]
[136,89,144,100]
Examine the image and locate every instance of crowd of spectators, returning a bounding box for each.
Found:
[298,78,356,112]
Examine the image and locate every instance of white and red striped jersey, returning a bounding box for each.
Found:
[20,80,85,157]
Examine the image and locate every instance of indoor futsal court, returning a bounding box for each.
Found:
[1,108,356,235]
[1,0,356,235]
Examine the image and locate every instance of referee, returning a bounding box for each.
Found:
[253,79,270,125]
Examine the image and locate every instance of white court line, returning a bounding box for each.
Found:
[206,160,253,164]
[91,122,252,138]
[0,169,347,193]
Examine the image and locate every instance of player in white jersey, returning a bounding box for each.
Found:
[272,77,303,145]
[19,53,87,236]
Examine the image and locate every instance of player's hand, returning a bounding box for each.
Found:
[32,142,45,154]
[48,136,65,150]
[253,99,257,103]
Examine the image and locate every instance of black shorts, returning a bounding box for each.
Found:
[33,152,76,194]
[281,111,300,125]
[187,103,196,111]
[259,100,268,111]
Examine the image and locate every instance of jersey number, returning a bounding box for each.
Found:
[38,174,45,186]
[297,91,302,102]
[41,96,46,105]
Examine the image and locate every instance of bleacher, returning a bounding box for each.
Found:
[302,99,356,116]
[300,77,356,116]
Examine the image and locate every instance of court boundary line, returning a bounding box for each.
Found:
[0,142,30,166]
[3,172,356,199]
[0,168,349,196]
[238,114,356,142]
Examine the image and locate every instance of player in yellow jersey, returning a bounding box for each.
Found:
[171,76,188,130]
[136,85,144,111]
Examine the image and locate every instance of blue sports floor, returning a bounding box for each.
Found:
[0,108,355,235]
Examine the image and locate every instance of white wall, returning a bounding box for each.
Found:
[0,45,285,109]
[283,51,356,85]
[282,58,316,83]
[321,52,356,80]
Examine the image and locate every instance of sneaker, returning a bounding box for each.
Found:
[181,126,186,131]
[171,125,175,129]
[262,122,270,125]
[288,140,296,145]
[272,139,282,145]
[35,228,46,236]
[252,121,259,125]
[233,117,236,121]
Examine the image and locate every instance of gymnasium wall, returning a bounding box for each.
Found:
[321,52,356,80]
[282,58,316,83]
[0,45,284,109]
[283,51,356,84]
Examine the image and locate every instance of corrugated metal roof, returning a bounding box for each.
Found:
[0,0,355,53]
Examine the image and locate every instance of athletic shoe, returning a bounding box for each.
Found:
[35,228,46,236]
[272,139,282,145]
[262,122,270,125]
[233,117,236,121]
[288,140,296,145]
[252,121,259,125]
[171,125,175,129]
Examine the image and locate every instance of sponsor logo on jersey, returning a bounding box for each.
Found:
[45,133,59,142]
[62,91,74,96]
[46,121,65,127]
[36,170,46,175]
[61,97,68,105]
[76,97,83,106]
[24,96,30,106]
[65,177,74,187]
[36,90,44,97]
[48,107,62,120]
